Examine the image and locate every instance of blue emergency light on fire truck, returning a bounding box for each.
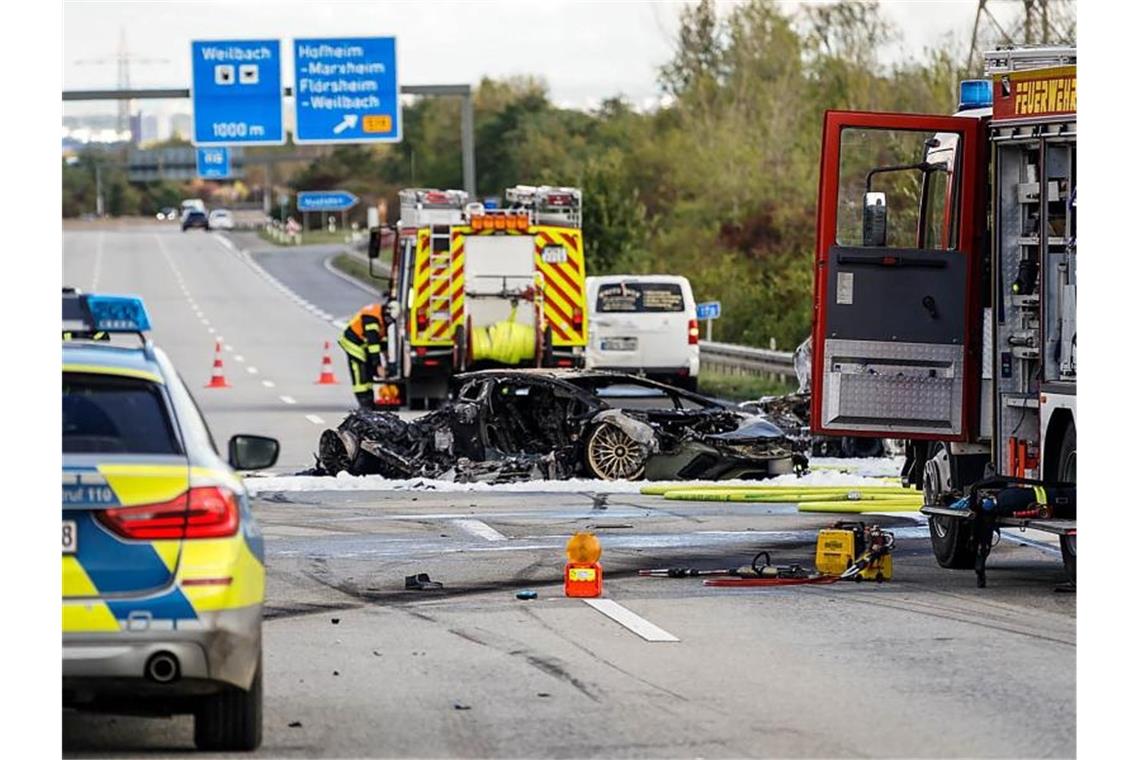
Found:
[807,46,1077,585]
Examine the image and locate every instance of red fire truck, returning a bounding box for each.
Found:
[808,47,1076,585]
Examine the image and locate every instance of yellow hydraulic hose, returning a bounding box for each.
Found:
[639,482,901,497]
[662,489,918,503]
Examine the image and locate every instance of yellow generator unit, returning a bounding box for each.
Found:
[815,522,893,582]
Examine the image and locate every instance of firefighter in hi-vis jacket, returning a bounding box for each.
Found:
[338,303,391,409]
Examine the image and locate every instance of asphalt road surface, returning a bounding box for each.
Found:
[61,223,1075,758]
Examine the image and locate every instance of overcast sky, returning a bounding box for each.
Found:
[63,0,1016,118]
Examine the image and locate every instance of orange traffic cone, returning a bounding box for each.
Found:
[205,341,230,388]
[316,341,339,385]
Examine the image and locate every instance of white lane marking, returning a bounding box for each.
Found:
[234,355,245,363]
[207,327,216,334]
[91,231,105,290]
[262,380,276,388]
[322,252,382,296]
[583,599,679,643]
[279,395,297,405]
[305,414,325,425]
[200,318,210,326]
[246,366,259,374]
[224,344,234,352]
[450,519,508,542]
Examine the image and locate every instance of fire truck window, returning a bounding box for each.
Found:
[837,128,960,250]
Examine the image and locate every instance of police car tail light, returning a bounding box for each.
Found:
[688,319,700,345]
[97,486,238,540]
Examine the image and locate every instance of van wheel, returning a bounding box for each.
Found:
[194,657,262,751]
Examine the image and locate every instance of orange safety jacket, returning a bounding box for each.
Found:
[338,304,387,363]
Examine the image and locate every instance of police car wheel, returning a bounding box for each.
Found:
[194,657,263,751]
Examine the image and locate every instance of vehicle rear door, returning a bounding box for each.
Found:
[63,372,189,628]
[591,280,689,369]
[810,111,985,441]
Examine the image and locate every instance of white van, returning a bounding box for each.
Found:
[585,275,700,390]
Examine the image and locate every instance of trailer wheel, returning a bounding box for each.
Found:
[453,324,467,373]
[541,325,554,368]
[1058,423,1076,583]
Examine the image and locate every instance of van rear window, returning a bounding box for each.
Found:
[596,283,685,313]
[63,373,180,455]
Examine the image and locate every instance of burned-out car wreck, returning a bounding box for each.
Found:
[315,370,805,483]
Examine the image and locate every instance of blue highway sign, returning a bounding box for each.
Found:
[696,301,722,320]
[297,191,360,213]
[191,39,284,146]
[293,37,401,144]
[196,147,232,179]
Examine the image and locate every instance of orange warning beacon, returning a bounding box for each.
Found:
[564,532,603,598]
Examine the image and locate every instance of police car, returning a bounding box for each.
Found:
[62,291,278,751]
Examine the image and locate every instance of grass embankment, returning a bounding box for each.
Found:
[331,253,389,291]
[697,370,794,402]
[257,228,365,247]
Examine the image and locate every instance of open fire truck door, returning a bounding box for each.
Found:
[810,111,986,442]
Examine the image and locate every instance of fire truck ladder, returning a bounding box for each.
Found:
[426,224,455,339]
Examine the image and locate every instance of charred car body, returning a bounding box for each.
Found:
[317,370,803,482]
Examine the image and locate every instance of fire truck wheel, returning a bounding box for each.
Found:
[1058,424,1076,583]
[925,443,977,569]
[541,325,554,368]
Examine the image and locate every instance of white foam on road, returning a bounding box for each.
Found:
[244,457,904,495]
[304,414,325,425]
[584,599,679,643]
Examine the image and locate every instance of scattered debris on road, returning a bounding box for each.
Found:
[405,573,444,590]
[516,590,538,600]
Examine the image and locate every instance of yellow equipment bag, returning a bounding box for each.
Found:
[816,526,894,581]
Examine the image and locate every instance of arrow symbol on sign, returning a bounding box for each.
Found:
[332,114,359,135]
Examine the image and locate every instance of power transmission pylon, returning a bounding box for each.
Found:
[968,0,1074,71]
[73,27,169,138]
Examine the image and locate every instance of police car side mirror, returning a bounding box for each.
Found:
[367,228,383,260]
[862,192,888,247]
[228,434,280,471]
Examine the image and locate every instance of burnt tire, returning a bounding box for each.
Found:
[584,422,646,481]
[194,657,262,752]
[839,436,885,458]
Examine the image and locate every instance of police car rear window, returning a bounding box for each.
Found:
[62,374,180,455]
[596,283,685,313]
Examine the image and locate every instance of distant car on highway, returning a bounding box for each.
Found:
[208,208,235,230]
[62,290,279,751]
[181,209,209,232]
[155,207,178,221]
[586,275,700,391]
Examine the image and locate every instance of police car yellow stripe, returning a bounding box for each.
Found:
[98,464,188,507]
[63,601,121,632]
[179,537,265,611]
[63,363,164,384]
[62,555,100,597]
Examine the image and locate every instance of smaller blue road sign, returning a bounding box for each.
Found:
[297,191,360,213]
[696,301,722,320]
[196,147,232,179]
[191,39,284,146]
[293,37,401,144]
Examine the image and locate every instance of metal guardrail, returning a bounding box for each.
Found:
[699,340,795,380]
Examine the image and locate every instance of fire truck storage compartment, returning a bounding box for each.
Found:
[465,235,539,328]
[992,125,1075,478]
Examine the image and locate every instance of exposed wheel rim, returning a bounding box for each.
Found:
[587,423,645,480]
[931,516,952,539]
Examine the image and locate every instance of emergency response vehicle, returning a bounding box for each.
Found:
[807,47,1076,584]
[369,186,589,409]
[62,291,279,751]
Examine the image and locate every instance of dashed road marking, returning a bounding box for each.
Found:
[262,380,276,388]
[304,414,325,425]
[247,366,259,374]
[234,355,245,363]
[450,519,508,542]
[584,599,679,643]
[279,395,297,405]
